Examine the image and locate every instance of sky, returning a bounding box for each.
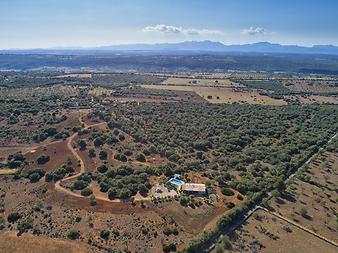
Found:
[0,0,337,49]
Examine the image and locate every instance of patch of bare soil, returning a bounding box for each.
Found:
[23,140,79,174]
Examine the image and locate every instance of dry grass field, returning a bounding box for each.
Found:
[161,77,241,87]
[23,140,79,174]
[0,169,17,175]
[270,150,338,243]
[0,232,89,253]
[0,85,79,99]
[216,209,337,253]
[290,95,338,104]
[88,87,112,96]
[282,80,338,94]
[141,84,287,105]
[54,73,92,78]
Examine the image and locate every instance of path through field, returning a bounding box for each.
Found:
[204,130,338,252]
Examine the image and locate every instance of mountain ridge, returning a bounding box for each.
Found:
[2,41,338,55]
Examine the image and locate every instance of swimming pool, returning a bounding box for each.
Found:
[169,178,185,185]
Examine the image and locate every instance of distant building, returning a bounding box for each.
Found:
[181,183,206,196]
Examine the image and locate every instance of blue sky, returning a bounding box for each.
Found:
[0,0,337,49]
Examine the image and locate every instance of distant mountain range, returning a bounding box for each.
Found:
[95,41,338,55]
[2,41,338,55]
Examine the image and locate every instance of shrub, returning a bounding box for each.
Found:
[45,173,54,182]
[216,243,224,253]
[163,243,176,253]
[114,153,127,162]
[222,235,232,249]
[108,188,118,199]
[100,230,110,240]
[136,153,146,162]
[72,180,88,190]
[221,188,234,196]
[81,188,93,197]
[67,230,80,240]
[180,196,189,206]
[94,137,105,147]
[7,212,21,223]
[17,222,32,233]
[300,207,309,218]
[97,164,108,173]
[119,188,131,199]
[78,139,87,150]
[90,195,97,206]
[7,160,22,169]
[29,172,42,183]
[88,148,96,158]
[226,202,235,209]
[37,155,50,164]
[99,150,108,160]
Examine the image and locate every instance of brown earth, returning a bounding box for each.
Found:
[218,209,337,253]
[0,232,89,253]
[23,140,79,174]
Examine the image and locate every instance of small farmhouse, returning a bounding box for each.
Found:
[181,183,206,196]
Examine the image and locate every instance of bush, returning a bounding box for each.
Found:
[7,160,22,169]
[163,227,171,236]
[37,155,50,164]
[88,148,96,158]
[81,187,93,197]
[97,164,108,173]
[67,230,80,240]
[7,212,21,223]
[216,243,224,253]
[138,184,148,195]
[100,230,110,240]
[90,195,97,206]
[180,196,189,206]
[163,243,176,253]
[226,202,235,209]
[114,153,127,162]
[17,222,32,233]
[136,153,146,162]
[94,137,105,147]
[221,188,234,196]
[78,139,87,150]
[99,150,108,160]
[222,235,232,250]
[300,207,309,218]
[45,173,54,182]
[108,188,117,199]
[119,188,131,199]
[29,172,42,183]
[72,180,88,190]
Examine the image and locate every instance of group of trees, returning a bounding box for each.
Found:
[96,165,156,200]
[104,103,337,197]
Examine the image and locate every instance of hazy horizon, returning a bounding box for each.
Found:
[3,40,338,51]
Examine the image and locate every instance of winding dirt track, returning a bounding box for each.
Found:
[53,121,121,202]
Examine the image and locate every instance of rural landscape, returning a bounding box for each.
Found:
[1,0,338,253]
[0,69,337,253]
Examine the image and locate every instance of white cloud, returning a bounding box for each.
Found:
[242,26,273,36]
[142,24,223,36]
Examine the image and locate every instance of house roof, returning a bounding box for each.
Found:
[181,183,206,192]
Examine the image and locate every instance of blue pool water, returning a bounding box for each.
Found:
[169,178,185,185]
